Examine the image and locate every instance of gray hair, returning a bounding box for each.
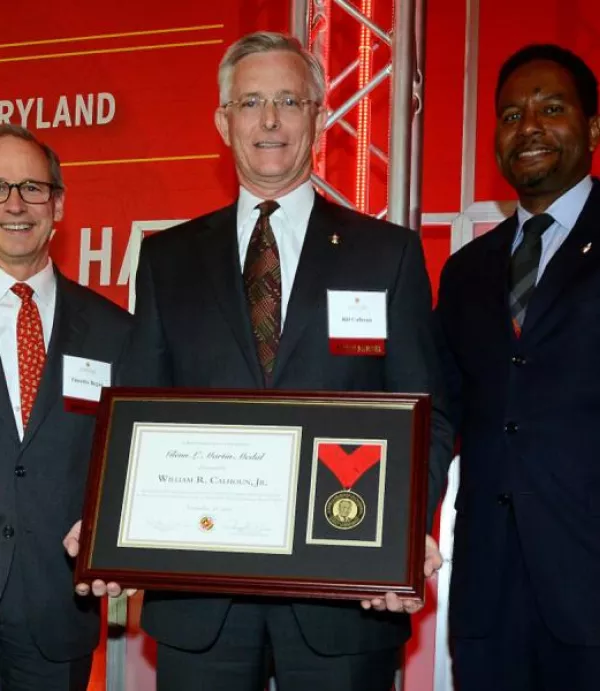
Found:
[0,124,64,190]
[218,31,326,105]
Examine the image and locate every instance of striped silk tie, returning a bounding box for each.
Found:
[244,200,281,385]
[11,282,46,428]
[509,213,554,336]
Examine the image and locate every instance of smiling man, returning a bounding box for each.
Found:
[98,30,453,691]
[0,125,131,690]
[436,45,600,690]
[0,139,64,279]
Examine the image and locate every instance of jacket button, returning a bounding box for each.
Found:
[14,466,26,477]
[505,421,519,433]
[511,355,526,366]
[497,493,512,506]
[3,525,14,539]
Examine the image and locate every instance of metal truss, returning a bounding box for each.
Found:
[291,0,426,229]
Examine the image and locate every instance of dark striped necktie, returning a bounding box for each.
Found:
[243,200,281,385]
[509,213,554,336]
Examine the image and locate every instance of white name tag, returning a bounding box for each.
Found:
[327,290,387,356]
[63,355,112,403]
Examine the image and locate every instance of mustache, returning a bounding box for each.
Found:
[509,136,558,156]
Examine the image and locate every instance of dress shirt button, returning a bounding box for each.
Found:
[3,525,14,539]
[14,466,26,478]
[511,356,526,366]
[497,493,512,506]
[504,421,519,433]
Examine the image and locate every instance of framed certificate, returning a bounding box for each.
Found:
[76,388,430,601]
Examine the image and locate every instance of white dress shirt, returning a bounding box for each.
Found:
[513,175,593,284]
[0,260,56,439]
[237,181,315,328]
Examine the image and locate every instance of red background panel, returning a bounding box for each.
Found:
[421,0,466,213]
[3,1,600,689]
[421,225,452,301]
[0,0,288,309]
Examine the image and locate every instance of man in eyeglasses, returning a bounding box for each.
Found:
[0,124,131,690]
[70,31,452,691]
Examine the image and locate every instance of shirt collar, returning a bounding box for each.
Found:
[237,180,315,230]
[0,259,56,303]
[516,175,593,232]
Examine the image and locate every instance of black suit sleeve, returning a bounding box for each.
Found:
[434,260,464,433]
[122,239,173,387]
[385,232,454,530]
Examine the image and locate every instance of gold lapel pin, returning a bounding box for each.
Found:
[329,233,341,245]
[582,242,592,254]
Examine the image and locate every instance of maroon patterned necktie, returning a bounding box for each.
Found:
[243,200,281,385]
[11,282,46,429]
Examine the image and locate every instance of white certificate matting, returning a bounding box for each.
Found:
[118,423,302,554]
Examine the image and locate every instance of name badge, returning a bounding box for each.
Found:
[327,290,387,356]
[63,355,112,414]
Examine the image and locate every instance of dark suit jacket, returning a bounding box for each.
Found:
[0,269,131,661]
[437,178,600,645]
[125,193,453,655]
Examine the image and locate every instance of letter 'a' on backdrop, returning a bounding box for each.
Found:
[76,388,430,601]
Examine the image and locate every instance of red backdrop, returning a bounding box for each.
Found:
[2,1,600,689]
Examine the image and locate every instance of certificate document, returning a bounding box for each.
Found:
[118,423,302,554]
[77,389,430,600]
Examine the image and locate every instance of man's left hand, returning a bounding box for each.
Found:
[63,520,135,598]
[360,534,443,613]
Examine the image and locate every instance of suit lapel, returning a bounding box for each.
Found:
[522,182,600,340]
[198,204,264,387]
[21,271,89,450]
[273,194,340,382]
[478,215,518,342]
[0,358,19,440]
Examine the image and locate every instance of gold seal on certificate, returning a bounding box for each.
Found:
[325,490,366,530]
[199,516,215,532]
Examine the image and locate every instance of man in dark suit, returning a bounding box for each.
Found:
[0,124,131,690]
[96,31,452,691]
[436,45,600,691]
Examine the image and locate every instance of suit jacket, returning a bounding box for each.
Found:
[125,193,453,655]
[0,269,131,661]
[437,178,600,645]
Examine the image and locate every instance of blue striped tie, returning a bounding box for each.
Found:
[509,213,554,335]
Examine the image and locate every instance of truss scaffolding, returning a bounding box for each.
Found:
[291,0,425,230]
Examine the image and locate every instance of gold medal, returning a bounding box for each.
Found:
[324,490,366,530]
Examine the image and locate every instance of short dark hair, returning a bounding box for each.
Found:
[495,44,598,118]
[0,124,64,190]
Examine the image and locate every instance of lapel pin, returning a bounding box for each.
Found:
[329,233,341,245]
[582,242,592,254]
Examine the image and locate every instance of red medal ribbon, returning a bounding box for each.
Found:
[317,443,381,488]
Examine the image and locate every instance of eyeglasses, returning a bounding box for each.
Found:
[223,95,318,117]
[0,180,59,204]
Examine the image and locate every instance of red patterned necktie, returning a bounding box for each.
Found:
[243,200,281,385]
[11,283,46,429]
